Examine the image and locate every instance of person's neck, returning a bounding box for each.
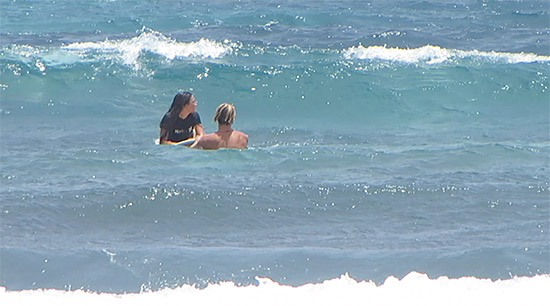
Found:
[218,124,233,133]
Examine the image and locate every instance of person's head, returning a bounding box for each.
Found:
[168,91,196,116]
[214,103,236,125]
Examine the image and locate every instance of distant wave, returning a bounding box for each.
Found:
[1,272,548,306]
[0,29,233,72]
[62,29,232,66]
[343,44,550,64]
[3,31,550,74]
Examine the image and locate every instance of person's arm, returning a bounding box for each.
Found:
[189,134,202,148]
[159,128,170,144]
[194,124,205,138]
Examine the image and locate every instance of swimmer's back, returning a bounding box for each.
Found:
[194,129,248,150]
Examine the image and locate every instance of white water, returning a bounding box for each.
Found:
[1,272,548,306]
[343,44,550,64]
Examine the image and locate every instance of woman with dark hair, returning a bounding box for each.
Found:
[159,92,204,145]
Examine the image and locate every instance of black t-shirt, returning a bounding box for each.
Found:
[160,112,202,142]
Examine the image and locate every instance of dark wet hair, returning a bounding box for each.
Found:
[168,91,193,117]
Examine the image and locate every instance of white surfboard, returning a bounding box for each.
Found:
[172,138,196,146]
[155,138,196,146]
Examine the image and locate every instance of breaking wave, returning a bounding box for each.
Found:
[343,44,550,64]
[1,272,548,306]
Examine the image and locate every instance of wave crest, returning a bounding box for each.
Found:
[343,44,550,64]
[62,29,231,66]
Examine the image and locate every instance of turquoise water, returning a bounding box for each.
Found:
[1,0,549,294]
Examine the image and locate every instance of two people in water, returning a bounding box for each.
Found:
[159,91,248,149]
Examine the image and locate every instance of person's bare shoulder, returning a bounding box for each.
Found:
[235,130,248,148]
[194,133,221,149]
[235,130,248,138]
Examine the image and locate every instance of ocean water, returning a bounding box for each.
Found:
[1,0,549,303]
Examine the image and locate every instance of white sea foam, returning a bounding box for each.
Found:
[1,272,548,306]
[62,29,231,66]
[343,44,550,64]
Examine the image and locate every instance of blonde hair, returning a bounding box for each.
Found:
[214,103,236,125]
